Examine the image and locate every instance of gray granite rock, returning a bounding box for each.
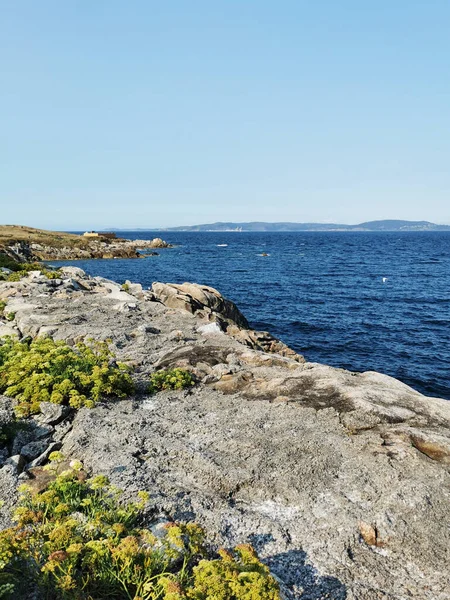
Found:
[28,442,62,468]
[36,402,71,425]
[4,454,25,475]
[20,439,52,462]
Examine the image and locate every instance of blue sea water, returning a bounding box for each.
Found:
[58,232,450,400]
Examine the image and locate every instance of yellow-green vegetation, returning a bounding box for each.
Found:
[0,262,62,282]
[0,254,19,272]
[148,369,195,394]
[0,302,6,317]
[121,282,130,292]
[0,337,134,417]
[0,456,280,600]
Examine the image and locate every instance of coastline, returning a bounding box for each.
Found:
[0,224,172,262]
[1,265,450,598]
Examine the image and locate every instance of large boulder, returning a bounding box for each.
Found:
[152,282,249,329]
[151,282,305,361]
[149,237,171,248]
[227,325,303,361]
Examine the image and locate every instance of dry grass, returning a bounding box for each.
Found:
[0,225,90,248]
[0,225,127,250]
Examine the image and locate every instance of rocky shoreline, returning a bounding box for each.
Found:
[0,225,172,262]
[4,236,171,262]
[1,267,450,599]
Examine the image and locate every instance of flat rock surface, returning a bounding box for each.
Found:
[1,269,449,599]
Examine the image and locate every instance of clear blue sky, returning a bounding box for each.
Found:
[1,1,450,229]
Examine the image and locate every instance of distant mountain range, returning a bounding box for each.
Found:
[140,220,449,232]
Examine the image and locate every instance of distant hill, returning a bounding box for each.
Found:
[154,220,450,232]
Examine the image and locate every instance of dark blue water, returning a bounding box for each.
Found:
[57,232,450,400]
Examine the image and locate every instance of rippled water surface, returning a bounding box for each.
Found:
[59,232,450,400]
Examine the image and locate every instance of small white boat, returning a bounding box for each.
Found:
[217,244,228,247]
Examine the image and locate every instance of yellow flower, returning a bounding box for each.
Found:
[69,460,83,472]
[58,574,76,591]
[49,451,65,463]
[137,491,149,503]
[88,475,109,490]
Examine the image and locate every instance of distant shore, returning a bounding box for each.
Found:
[0,225,171,263]
[145,219,450,232]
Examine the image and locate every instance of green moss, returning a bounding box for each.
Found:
[148,368,195,394]
[0,337,134,417]
[0,457,280,599]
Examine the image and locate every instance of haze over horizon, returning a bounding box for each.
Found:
[2,1,450,230]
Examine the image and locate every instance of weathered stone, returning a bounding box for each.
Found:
[152,282,249,328]
[227,325,303,361]
[0,324,20,338]
[113,301,138,313]
[410,432,450,464]
[37,325,60,338]
[0,465,19,529]
[197,322,224,336]
[36,403,70,425]
[20,439,52,462]
[28,442,62,468]
[0,396,14,427]
[11,423,54,456]
[0,448,9,464]
[124,280,144,297]
[4,454,25,474]
[148,237,171,248]
[58,267,86,277]
[130,324,161,337]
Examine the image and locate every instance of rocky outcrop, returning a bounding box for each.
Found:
[152,281,250,328]
[151,281,303,361]
[147,237,171,248]
[1,235,172,262]
[1,268,450,599]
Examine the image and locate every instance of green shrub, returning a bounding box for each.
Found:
[0,457,280,599]
[4,313,14,322]
[5,271,24,282]
[148,368,195,394]
[187,546,280,600]
[0,254,21,272]
[43,269,62,280]
[121,282,130,292]
[5,263,61,282]
[0,337,134,417]
[0,302,6,317]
